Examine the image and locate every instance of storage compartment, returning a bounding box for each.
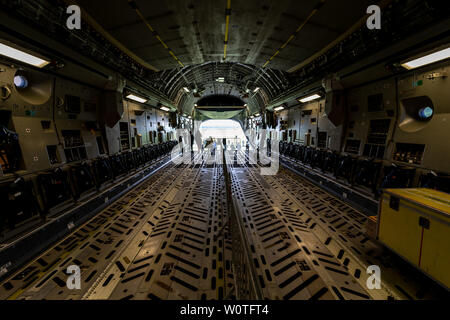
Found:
[378,188,450,289]
[119,122,130,150]
[344,139,361,154]
[393,143,425,165]
[364,119,390,159]
[61,130,87,163]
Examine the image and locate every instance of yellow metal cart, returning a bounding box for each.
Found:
[378,188,450,289]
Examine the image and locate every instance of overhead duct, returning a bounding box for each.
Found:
[169,112,177,128]
[101,91,124,128]
[265,110,277,129]
[100,75,126,128]
[322,76,345,126]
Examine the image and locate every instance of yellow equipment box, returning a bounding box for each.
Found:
[378,188,450,290]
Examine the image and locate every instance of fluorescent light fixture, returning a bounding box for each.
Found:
[401,47,450,70]
[274,106,284,111]
[253,87,260,93]
[183,87,190,93]
[299,93,321,103]
[126,93,147,103]
[254,113,260,117]
[0,41,50,68]
[216,77,225,82]
[160,106,170,112]
[250,116,254,119]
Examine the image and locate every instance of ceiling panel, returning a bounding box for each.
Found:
[75,0,384,113]
[77,0,372,72]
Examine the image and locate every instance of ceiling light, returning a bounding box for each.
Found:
[0,41,50,68]
[253,87,260,93]
[160,106,170,112]
[188,115,192,119]
[254,113,260,117]
[250,116,254,119]
[216,77,225,83]
[183,87,190,93]
[299,93,321,103]
[194,103,198,107]
[126,93,147,103]
[401,47,450,70]
[244,104,248,107]
[274,106,284,111]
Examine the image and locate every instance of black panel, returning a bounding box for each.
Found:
[317,132,327,149]
[65,95,81,114]
[344,139,361,154]
[83,102,97,113]
[393,143,425,165]
[367,94,384,112]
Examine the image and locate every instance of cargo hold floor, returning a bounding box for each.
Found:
[0,150,446,300]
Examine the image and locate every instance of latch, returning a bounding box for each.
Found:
[419,217,430,229]
[389,196,400,211]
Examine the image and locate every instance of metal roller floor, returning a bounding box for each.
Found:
[0,149,446,300]
[226,150,446,300]
[0,151,231,300]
